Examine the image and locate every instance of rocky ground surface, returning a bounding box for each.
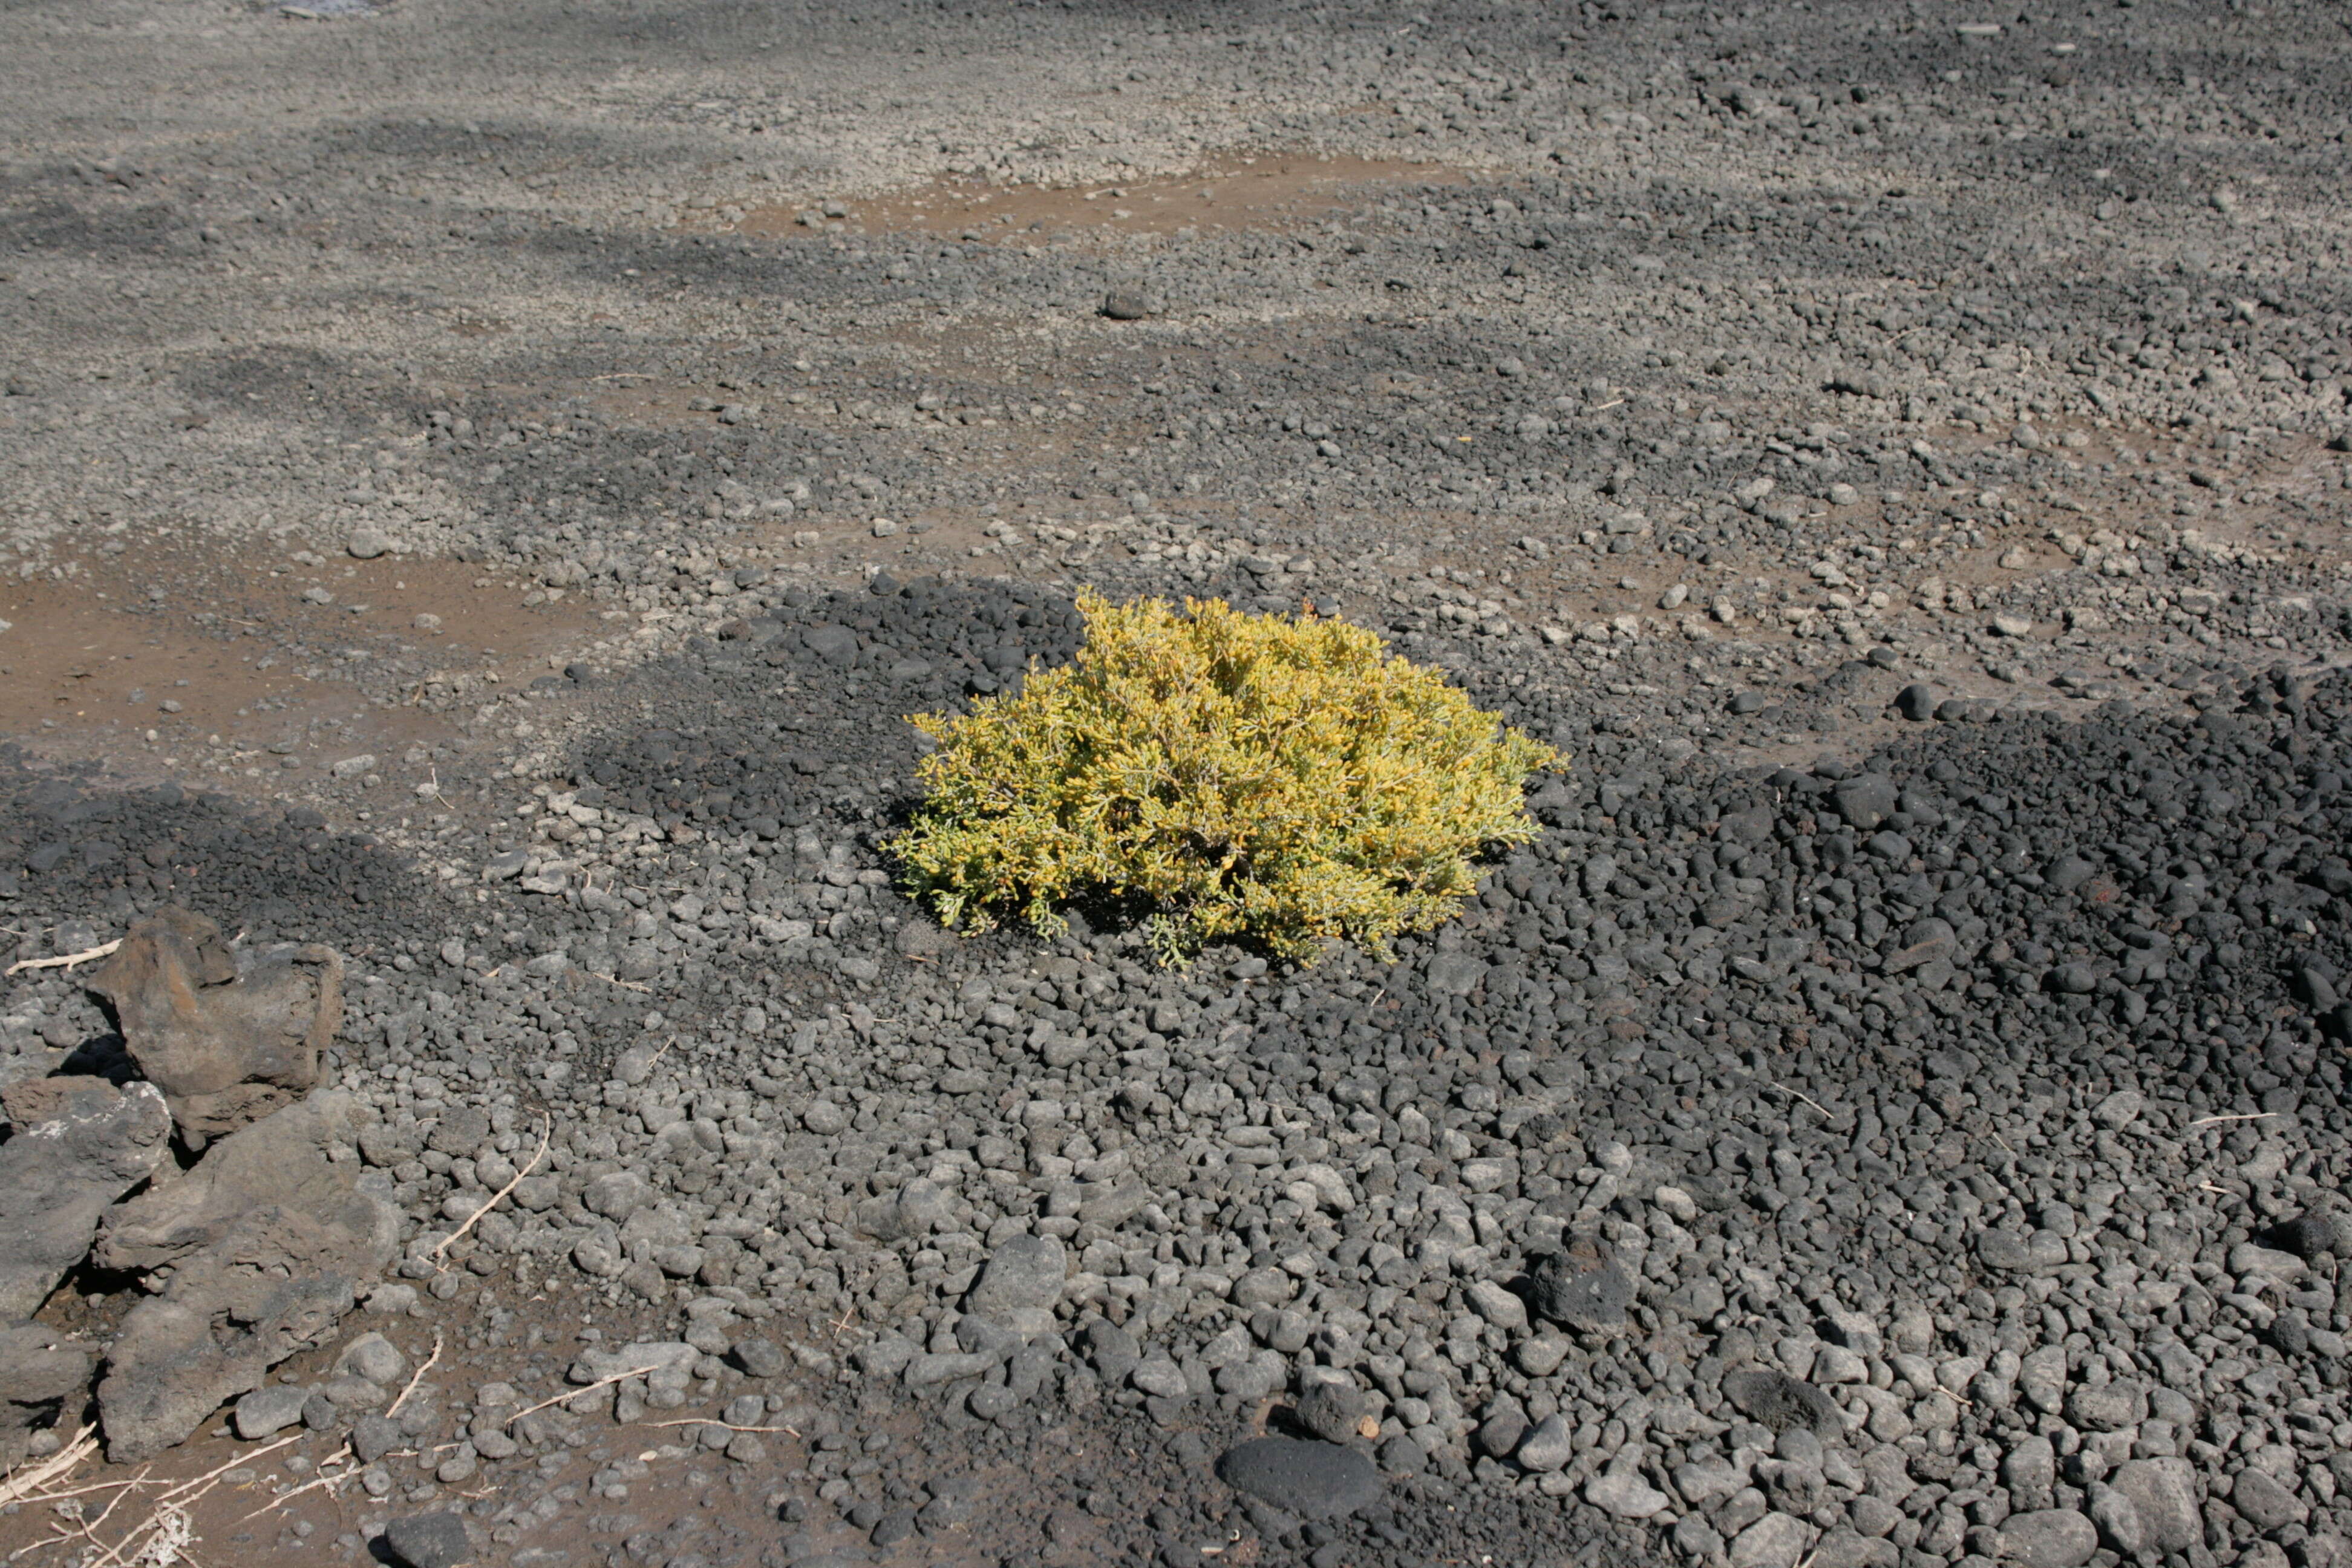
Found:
[4,0,2352,1565]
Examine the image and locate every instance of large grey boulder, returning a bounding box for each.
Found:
[0,1077,172,1319]
[94,1090,398,1460]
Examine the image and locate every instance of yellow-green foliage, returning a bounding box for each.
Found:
[891,589,1560,962]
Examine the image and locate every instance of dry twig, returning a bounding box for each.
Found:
[68,1468,149,1542]
[1770,1081,1834,1120]
[156,1433,304,1503]
[645,1418,802,1436]
[2190,1112,2279,1128]
[387,1329,443,1419]
[80,1498,194,1568]
[0,1425,99,1506]
[8,1474,157,1506]
[433,1116,550,1261]
[234,1444,355,1523]
[503,1364,662,1428]
[71,1436,300,1568]
[6,939,123,977]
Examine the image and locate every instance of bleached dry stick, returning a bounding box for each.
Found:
[5,939,122,977]
[155,1432,304,1503]
[1771,1081,1834,1120]
[0,1425,99,1506]
[80,1437,293,1568]
[645,1418,803,1436]
[49,1466,150,1558]
[234,1444,355,1524]
[432,1117,551,1261]
[80,1497,195,1568]
[7,1475,158,1506]
[503,1364,663,1428]
[385,1330,443,1419]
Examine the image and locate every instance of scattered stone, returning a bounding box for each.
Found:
[1465,1278,1529,1332]
[1514,1414,1573,1472]
[854,1175,953,1241]
[338,1331,407,1387]
[2090,1089,2145,1130]
[733,1338,788,1378]
[381,1509,472,1568]
[1585,1466,1670,1518]
[1830,774,1898,830]
[234,1383,311,1439]
[1526,1233,1633,1331]
[964,1233,1065,1331]
[1722,1368,1843,1435]
[1293,1378,1368,1445]
[2272,1211,2352,1259]
[1474,1406,1526,1459]
[1999,1509,2098,1568]
[2104,1459,2200,1556]
[2231,1468,2309,1531]
[1728,1511,1811,1568]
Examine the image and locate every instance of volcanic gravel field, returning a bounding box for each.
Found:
[5,1,2352,1566]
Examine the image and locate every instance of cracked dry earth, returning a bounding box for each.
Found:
[5,1,2352,1567]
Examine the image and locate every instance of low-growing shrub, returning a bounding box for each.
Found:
[891,589,1560,962]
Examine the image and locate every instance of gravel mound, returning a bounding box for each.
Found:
[10,578,2352,1564]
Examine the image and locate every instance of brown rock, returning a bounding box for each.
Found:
[2,1073,130,1130]
[84,906,344,1142]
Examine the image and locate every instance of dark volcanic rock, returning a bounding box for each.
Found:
[1526,1234,1635,1331]
[94,1090,399,1460]
[381,1510,474,1568]
[1721,1368,1844,1436]
[1215,1437,1382,1520]
[0,1321,96,1469]
[1294,1377,1370,1445]
[0,1076,171,1319]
